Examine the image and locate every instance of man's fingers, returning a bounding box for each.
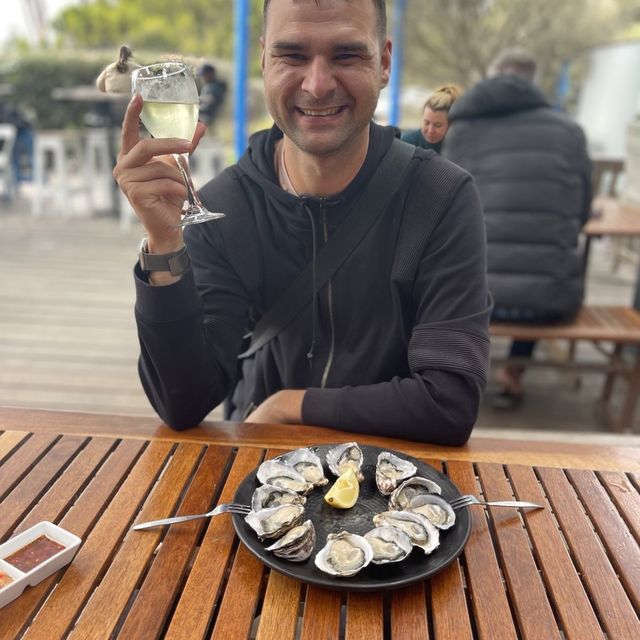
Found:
[192,122,207,149]
[120,94,143,157]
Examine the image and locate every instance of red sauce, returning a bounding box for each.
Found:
[5,535,66,572]
[0,571,13,588]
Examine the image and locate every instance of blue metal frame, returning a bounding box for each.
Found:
[234,0,250,160]
[389,0,406,127]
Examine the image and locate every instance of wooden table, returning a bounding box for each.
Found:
[1,407,639,640]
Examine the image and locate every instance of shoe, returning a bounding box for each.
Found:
[491,387,524,410]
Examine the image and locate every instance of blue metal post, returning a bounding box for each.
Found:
[389,0,406,127]
[234,0,250,160]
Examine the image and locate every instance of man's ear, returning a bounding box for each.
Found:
[380,38,392,88]
[260,36,266,75]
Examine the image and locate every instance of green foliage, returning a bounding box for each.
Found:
[1,52,109,129]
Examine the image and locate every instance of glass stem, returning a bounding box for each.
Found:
[173,153,200,210]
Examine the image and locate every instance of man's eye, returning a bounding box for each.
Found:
[335,54,358,61]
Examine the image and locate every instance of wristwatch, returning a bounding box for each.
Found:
[138,238,190,276]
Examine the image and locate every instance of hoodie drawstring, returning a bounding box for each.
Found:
[302,202,317,366]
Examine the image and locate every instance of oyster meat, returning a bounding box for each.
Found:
[388,476,442,511]
[314,531,373,577]
[364,526,413,564]
[266,519,316,562]
[373,510,440,554]
[277,448,328,487]
[409,494,456,530]
[375,451,417,495]
[256,460,314,494]
[244,503,305,540]
[325,442,365,482]
[250,483,307,512]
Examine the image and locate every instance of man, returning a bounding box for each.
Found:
[114,0,491,444]
[197,63,227,128]
[443,49,592,408]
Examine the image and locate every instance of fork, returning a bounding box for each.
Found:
[449,495,544,511]
[132,502,252,531]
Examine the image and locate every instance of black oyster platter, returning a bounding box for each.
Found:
[232,444,471,592]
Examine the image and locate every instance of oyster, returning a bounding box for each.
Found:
[388,476,442,511]
[244,503,305,540]
[256,460,314,494]
[250,483,307,512]
[314,531,373,577]
[325,442,365,482]
[277,448,328,487]
[375,452,417,495]
[409,494,456,530]
[372,510,439,554]
[364,526,413,564]
[266,519,316,562]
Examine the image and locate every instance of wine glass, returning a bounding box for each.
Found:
[131,61,224,226]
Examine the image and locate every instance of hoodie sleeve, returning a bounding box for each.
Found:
[302,172,492,445]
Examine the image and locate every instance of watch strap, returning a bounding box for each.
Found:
[139,238,190,276]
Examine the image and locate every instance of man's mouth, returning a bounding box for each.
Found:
[296,106,344,117]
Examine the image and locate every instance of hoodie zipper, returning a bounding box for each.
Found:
[320,205,335,388]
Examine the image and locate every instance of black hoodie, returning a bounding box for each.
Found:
[134,122,491,444]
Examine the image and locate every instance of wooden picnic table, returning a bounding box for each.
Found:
[1,406,639,639]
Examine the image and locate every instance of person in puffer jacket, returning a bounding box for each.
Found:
[443,49,592,409]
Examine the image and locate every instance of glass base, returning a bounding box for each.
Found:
[174,205,225,227]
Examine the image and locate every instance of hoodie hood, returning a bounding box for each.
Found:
[448,75,549,122]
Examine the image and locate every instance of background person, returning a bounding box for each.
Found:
[96,45,141,94]
[401,84,462,152]
[114,0,491,445]
[197,63,227,130]
[443,49,591,409]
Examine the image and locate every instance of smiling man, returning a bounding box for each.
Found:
[114,0,492,445]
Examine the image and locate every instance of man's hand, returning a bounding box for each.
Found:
[113,94,207,253]
[245,390,305,424]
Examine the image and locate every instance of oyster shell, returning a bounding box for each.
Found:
[364,526,413,564]
[375,452,417,495]
[265,519,316,562]
[250,483,307,512]
[325,442,365,482]
[244,503,305,540]
[314,531,373,577]
[372,510,440,554]
[409,494,456,530]
[388,476,442,510]
[256,460,314,494]
[277,448,328,487]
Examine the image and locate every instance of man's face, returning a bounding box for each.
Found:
[421,107,449,144]
[261,0,391,157]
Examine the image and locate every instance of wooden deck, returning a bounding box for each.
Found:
[1,189,639,439]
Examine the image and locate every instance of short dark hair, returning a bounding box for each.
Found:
[489,49,537,82]
[263,0,387,44]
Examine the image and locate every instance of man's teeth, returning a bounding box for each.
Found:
[300,107,340,116]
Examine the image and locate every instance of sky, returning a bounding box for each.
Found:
[3,0,80,44]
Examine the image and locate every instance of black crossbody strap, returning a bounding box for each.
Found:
[238,138,416,360]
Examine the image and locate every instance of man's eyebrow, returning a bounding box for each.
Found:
[271,41,304,51]
[270,41,372,54]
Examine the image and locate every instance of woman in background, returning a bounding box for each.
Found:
[402,84,462,152]
[96,45,141,94]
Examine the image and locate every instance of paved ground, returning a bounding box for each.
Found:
[1,184,639,445]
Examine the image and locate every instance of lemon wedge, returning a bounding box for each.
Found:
[324,468,359,509]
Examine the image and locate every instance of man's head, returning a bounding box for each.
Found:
[260,0,391,158]
[198,63,217,82]
[488,48,537,82]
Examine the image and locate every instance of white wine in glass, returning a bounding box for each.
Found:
[132,62,224,226]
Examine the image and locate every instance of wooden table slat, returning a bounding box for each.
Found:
[537,467,640,639]
[598,470,640,541]
[0,432,58,499]
[430,561,473,640]
[0,439,145,640]
[256,573,303,640]
[0,435,86,540]
[211,544,266,640]
[118,445,233,640]
[300,586,342,640]
[164,447,264,640]
[67,443,205,639]
[345,592,384,640]
[446,460,517,639]
[477,462,561,640]
[567,468,640,610]
[506,465,603,640]
[390,584,429,640]
[0,430,30,463]
[22,441,173,640]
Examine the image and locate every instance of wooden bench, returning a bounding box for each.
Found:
[490,306,640,433]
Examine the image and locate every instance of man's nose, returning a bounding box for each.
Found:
[301,57,337,98]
